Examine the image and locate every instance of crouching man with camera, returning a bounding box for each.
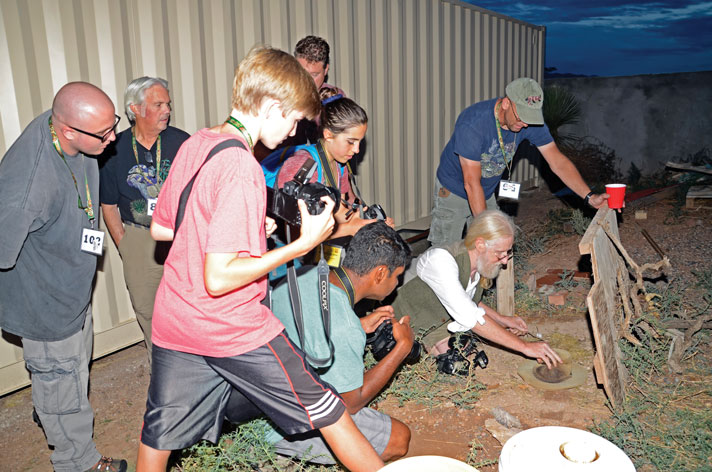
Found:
[265,221,414,464]
[391,210,562,373]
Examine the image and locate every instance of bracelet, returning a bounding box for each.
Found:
[584,191,595,206]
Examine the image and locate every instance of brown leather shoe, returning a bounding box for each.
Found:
[84,456,127,472]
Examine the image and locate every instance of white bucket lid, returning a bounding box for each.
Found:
[499,426,635,472]
[381,455,479,472]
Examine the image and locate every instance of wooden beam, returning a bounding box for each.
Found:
[497,257,515,316]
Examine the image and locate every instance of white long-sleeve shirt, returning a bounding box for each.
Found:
[416,247,487,333]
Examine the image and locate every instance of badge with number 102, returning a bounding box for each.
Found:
[81,228,105,255]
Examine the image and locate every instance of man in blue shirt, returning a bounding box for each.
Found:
[265,222,414,464]
[429,78,609,246]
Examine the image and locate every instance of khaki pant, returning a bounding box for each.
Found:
[428,176,498,246]
[117,223,169,362]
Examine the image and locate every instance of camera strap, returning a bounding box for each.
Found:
[174,139,246,234]
[315,140,340,190]
[332,266,355,308]
[285,237,335,368]
[345,163,369,218]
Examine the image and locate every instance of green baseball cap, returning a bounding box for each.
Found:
[505,78,544,125]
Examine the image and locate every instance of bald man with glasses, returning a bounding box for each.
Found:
[0,82,127,472]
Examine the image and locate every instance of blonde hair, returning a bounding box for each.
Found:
[455,210,515,289]
[464,210,515,250]
[231,46,321,119]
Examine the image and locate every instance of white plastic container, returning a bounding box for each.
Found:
[499,426,635,471]
[381,455,479,471]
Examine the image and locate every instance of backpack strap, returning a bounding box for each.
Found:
[174,139,246,234]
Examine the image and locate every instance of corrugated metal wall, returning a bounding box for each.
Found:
[0,0,545,394]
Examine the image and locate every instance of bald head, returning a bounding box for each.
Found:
[51,82,117,155]
[52,82,114,125]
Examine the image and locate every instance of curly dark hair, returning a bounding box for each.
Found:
[342,222,412,276]
[294,35,330,65]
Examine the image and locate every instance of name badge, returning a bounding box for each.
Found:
[81,228,105,256]
[147,198,158,216]
[321,244,344,268]
[498,180,521,200]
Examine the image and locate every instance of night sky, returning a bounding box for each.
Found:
[466,0,712,77]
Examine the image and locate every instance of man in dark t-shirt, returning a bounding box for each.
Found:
[100,77,189,361]
[429,78,609,246]
[0,82,128,472]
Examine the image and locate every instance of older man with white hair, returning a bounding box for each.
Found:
[392,210,561,370]
[100,77,189,362]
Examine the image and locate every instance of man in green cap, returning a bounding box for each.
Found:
[429,77,609,246]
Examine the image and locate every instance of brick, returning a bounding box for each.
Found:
[548,291,568,306]
[536,274,561,288]
[635,210,647,220]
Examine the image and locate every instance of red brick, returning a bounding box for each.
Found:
[548,291,568,306]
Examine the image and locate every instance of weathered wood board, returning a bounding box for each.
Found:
[686,185,712,208]
[497,258,515,316]
[579,207,628,408]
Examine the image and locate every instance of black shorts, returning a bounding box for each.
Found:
[141,332,345,450]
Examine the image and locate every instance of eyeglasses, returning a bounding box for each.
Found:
[69,114,121,143]
[491,248,514,260]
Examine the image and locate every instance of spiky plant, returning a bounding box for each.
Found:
[543,85,581,148]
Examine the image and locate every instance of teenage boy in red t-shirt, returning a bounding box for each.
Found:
[136,46,385,472]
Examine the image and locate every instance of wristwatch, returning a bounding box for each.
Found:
[584,191,595,206]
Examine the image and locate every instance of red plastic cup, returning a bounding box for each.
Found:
[605,184,626,209]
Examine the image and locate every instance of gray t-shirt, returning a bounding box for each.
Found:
[0,110,100,341]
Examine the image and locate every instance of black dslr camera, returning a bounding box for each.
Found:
[367,320,422,364]
[435,332,488,376]
[266,159,340,226]
[363,204,387,221]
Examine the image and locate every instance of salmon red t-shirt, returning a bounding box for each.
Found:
[151,129,284,357]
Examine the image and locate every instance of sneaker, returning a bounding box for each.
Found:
[31,408,42,428]
[84,456,127,472]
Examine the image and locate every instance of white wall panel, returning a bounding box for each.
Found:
[0,0,545,394]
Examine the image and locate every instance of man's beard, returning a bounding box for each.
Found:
[477,256,503,279]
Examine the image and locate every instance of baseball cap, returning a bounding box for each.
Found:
[505,78,544,125]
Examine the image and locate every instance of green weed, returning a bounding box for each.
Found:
[176,419,338,471]
[466,438,499,469]
[372,351,487,409]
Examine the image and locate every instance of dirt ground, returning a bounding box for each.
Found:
[2,188,709,471]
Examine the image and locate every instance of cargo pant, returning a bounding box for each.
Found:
[22,308,102,471]
[428,176,498,247]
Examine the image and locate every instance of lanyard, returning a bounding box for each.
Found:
[494,101,517,178]
[224,116,254,151]
[316,140,340,190]
[132,130,162,182]
[48,117,95,225]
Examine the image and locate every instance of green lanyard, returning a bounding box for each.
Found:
[132,130,162,183]
[48,117,95,224]
[224,116,254,151]
[494,101,517,178]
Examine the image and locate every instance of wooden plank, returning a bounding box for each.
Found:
[497,257,515,316]
[587,281,626,408]
[666,161,712,175]
[686,185,712,209]
[580,206,628,408]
